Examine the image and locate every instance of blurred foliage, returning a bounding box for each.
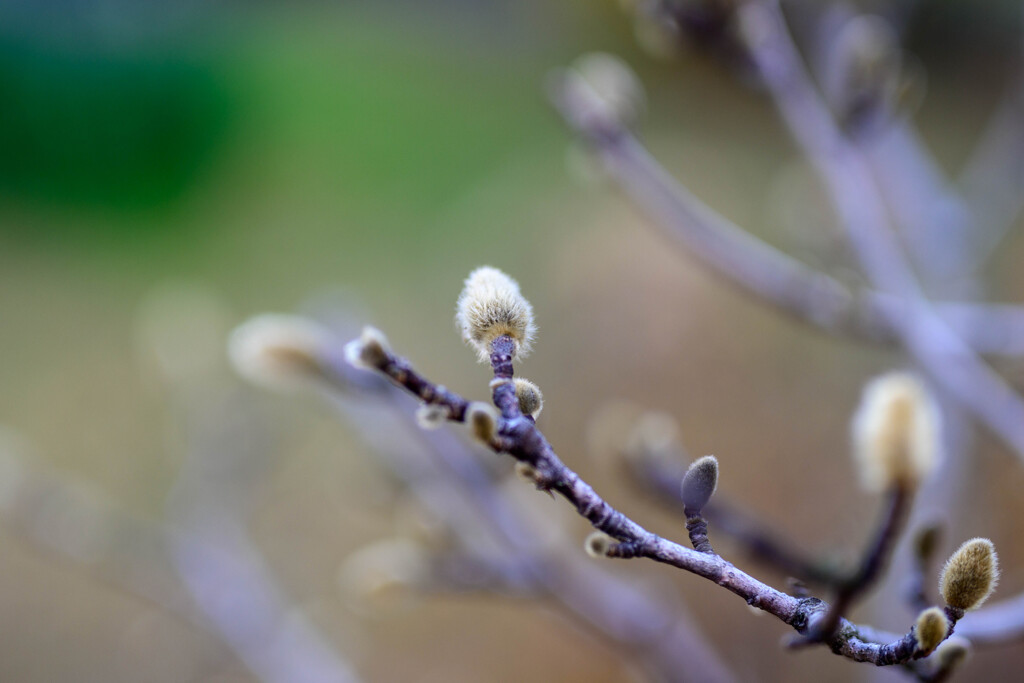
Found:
[0,36,232,219]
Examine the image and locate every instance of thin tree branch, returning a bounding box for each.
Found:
[320,332,737,682]
[344,334,953,666]
[958,77,1024,271]
[549,67,1024,357]
[738,0,1024,461]
[807,485,911,642]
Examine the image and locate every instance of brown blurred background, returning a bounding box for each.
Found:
[1,0,1023,681]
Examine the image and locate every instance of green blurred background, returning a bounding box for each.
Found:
[1,1,1023,681]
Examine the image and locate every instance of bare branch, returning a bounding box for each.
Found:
[550,66,1024,357]
[344,333,955,666]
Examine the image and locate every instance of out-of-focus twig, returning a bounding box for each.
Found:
[317,342,736,683]
[164,386,362,683]
[550,67,1024,357]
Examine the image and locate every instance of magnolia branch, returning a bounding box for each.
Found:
[342,327,957,667]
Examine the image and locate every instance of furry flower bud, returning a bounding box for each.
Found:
[681,455,719,511]
[914,607,948,655]
[939,538,999,611]
[513,378,544,418]
[851,372,940,492]
[455,267,536,363]
[228,314,332,392]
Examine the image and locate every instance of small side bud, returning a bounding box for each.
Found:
[455,267,536,363]
[513,378,544,418]
[939,538,999,611]
[467,402,500,445]
[513,461,540,485]
[415,403,448,430]
[851,372,940,493]
[228,314,332,392]
[681,455,719,511]
[914,607,948,655]
[584,531,615,558]
[343,326,391,370]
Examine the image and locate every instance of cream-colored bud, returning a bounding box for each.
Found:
[584,531,616,558]
[681,455,719,511]
[415,403,448,430]
[343,326,391,371]
[914,607,948,655]
[467,402,500,445]
[513,378,544,418]
[572,53,646,128]
[228,314,333,392]
[455,267,536,363]
[939,538,999,611]
[851,372,940,492]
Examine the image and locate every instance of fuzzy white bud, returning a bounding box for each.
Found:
[228,314,333,392]
[343,326,391,371]
[455,267,536,363]
[851,372,940,492]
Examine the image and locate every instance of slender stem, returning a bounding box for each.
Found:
[684,506,715,555]
[810,486,911,641]
[626,452,843,585]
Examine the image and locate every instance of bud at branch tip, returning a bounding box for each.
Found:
[456,267,536,363]
[681,455,719,512]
